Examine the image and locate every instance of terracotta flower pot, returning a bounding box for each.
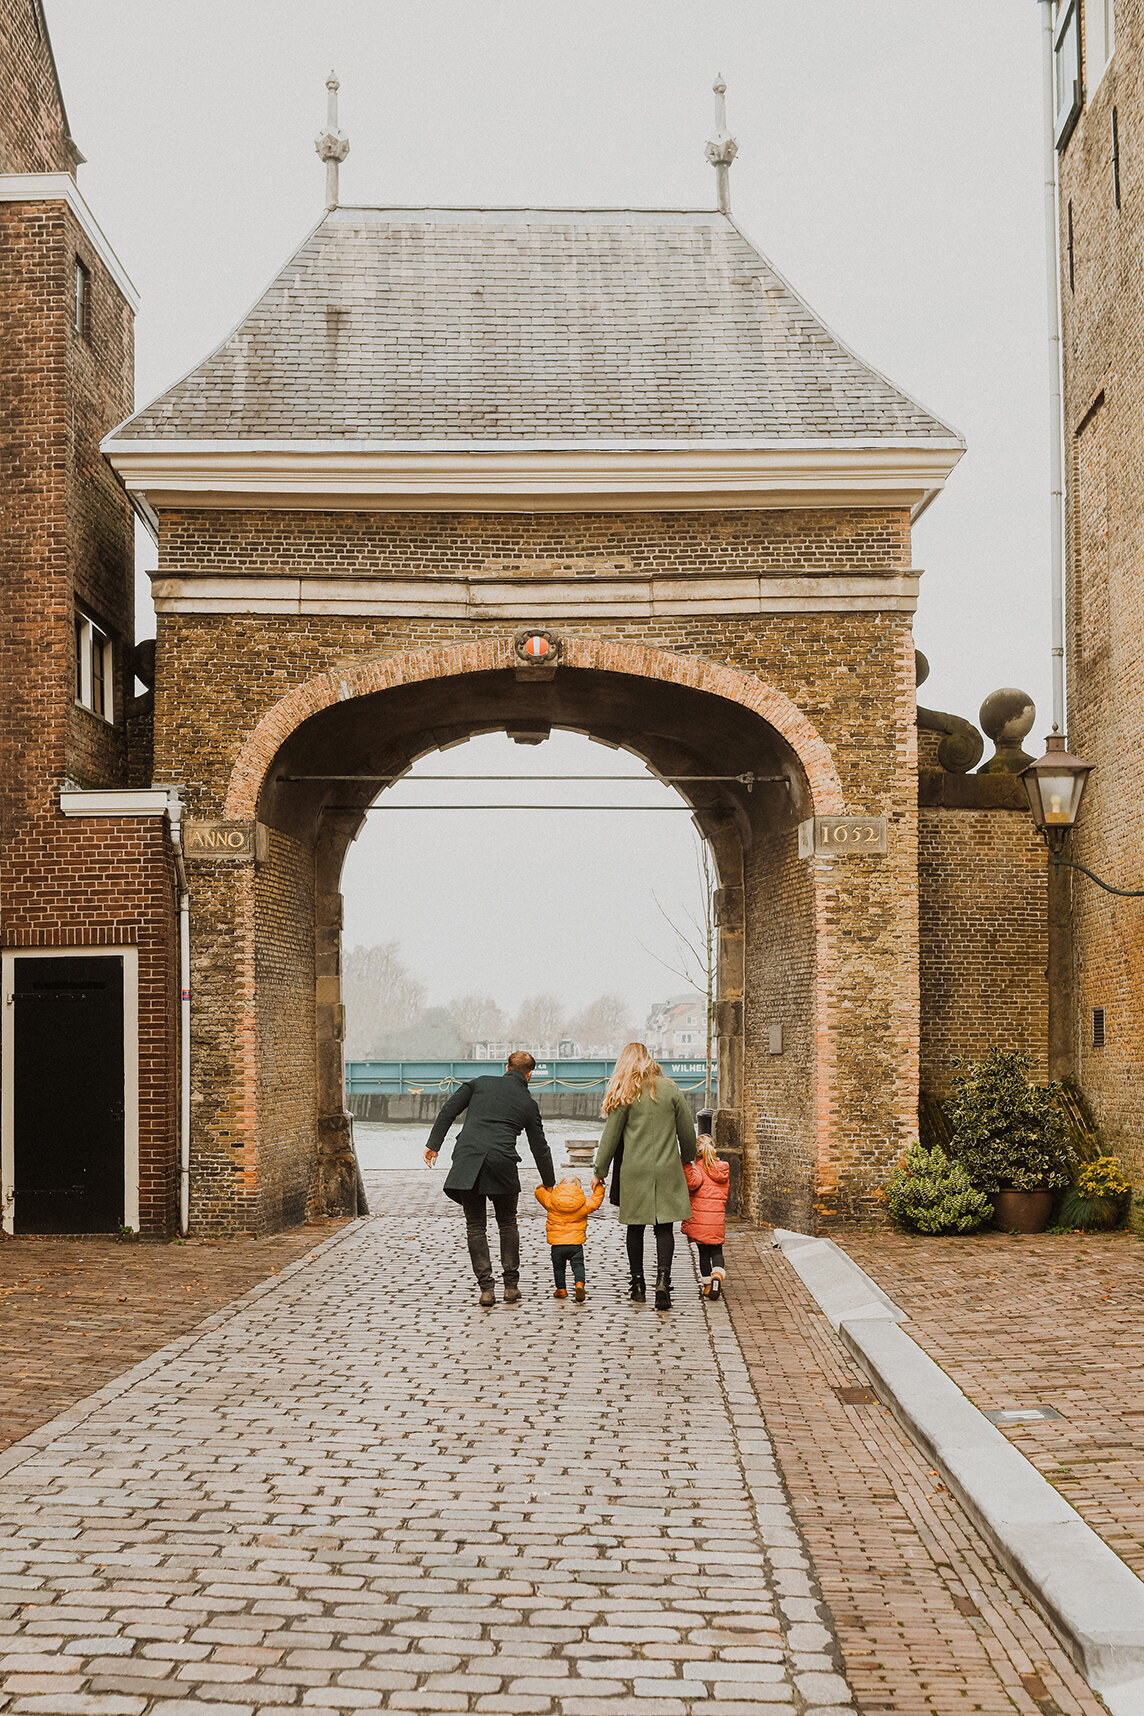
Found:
[992,1189,1054,1234]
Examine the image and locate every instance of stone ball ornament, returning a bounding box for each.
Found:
[980,688,1036,746]
[979,688,1037,774]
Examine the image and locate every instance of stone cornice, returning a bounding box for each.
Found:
[100,437,964,522]
[151,569,922,620]
[0,172,139,309]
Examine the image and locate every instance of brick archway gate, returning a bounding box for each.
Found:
[161,632,918,1237]
[104,195,961,1236]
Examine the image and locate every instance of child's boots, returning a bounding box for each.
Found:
[709,1267,725,1301]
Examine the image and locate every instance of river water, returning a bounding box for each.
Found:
[353,1116,605,1176]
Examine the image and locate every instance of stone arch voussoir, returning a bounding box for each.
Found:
[223,639,845,820]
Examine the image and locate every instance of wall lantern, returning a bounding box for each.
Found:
[1023,733,1144,897]
[1020,732,1093,851]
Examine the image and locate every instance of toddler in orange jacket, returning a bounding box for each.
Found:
[535,1176,605,1301]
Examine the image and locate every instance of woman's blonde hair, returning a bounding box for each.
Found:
[602,1041,662,1114]
[696,1133,719,1169]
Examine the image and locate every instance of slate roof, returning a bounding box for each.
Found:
[117,206,959,445]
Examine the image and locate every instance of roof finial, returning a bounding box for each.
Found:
[705,74,738,217]
[315,70,350,209]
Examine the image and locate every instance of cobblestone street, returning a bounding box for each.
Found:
[0,1182,853,1716]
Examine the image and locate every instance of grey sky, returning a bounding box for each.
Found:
[45,0,1055,1021]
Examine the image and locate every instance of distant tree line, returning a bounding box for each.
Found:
[341,942,638,1061]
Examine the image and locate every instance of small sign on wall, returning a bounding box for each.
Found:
[798,816,887,858]
[183,820,269,864]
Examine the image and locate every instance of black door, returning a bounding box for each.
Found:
[13,955,125,1233]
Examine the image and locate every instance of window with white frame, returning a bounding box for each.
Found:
[1055,1,1083,147]
[1085,0,1115,87]
[75,613,114,721]
[74,257,90,339]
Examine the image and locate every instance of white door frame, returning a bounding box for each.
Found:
[1,946,140,1235]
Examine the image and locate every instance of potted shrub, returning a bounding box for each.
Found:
[1058,1155,1130,1232]
[885,1143,993,1234]
[947,1050,1073,1233]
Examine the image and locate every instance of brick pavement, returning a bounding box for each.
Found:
[0,1179,855,1715]
[723,1227,1106,1716]
[0,1227,338,1455]
[840,1228,1144,1583]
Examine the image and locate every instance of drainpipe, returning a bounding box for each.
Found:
[167,789,192,1235]
[1040,0,1067,735]
[1039,0,1074,1079]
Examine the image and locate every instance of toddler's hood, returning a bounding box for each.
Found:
[549,1179,587,1212]
[704,1158,731,1184]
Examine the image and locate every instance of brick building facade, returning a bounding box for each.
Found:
[1,14,1054,1239]
[1054,0,1144,1178]
[0,0,177,1237]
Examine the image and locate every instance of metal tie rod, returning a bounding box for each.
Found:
[325,803,735,812]
[279,772,784,784]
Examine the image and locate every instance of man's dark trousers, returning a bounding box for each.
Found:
[457,1190,519,1290]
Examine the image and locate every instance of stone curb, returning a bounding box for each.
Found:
[0,1216,369,1485]
[771,1227,1144,1716]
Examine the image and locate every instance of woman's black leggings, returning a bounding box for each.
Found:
[626,1222,674,1278]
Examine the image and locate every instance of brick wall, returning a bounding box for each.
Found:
[255,830,317,1232]
[1058,0,1144,1180]
[159,505,911,582]
[0,0,80,176]
[918,806,1048,1097]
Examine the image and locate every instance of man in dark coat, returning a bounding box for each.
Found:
[425,1050,555,1305]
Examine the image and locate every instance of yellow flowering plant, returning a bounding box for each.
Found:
[1076,1155,1130,1201]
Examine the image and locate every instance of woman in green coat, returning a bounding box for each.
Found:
[592,1042,697,1310]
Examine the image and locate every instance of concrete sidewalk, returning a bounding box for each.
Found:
[0,1189,852,1715]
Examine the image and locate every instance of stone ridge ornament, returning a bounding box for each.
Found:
[798,817,887,858]
[184,820,269,864]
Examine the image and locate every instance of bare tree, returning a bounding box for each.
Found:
[447,993,508,1050]
[570,994,637,1055]
[512,993,567,1050]
[638,835,716,1104]
[342,942,427,1060]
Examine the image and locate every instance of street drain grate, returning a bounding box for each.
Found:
[984,1406,1064,1425]
[834,1385,880,1405]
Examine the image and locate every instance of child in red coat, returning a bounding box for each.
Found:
[683,1134,730,1299]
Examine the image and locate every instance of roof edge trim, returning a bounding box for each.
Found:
[0,173,139,308]
[100,439,965,510]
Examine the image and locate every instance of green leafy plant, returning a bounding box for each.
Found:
[1057,1154,1130,1232]
[885,1143,993,1235]
[947,1051,1073,1192]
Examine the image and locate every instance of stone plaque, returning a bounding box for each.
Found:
[183,820,269,863]
[797,816,887,858]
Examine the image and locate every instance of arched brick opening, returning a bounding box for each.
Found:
[201,641,856,1238]
[223,639,844,821]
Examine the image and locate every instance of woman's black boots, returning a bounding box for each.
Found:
[654,1269,672,1311]
[629,1273,646,1302]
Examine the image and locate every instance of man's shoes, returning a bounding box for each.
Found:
[629,1274,646,1303]
[503,1285,522,1304]
[654,1269,672,1311]
[553,1287,567,1299]
[479,1288,496,1307]
[574,1282,586,1302]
